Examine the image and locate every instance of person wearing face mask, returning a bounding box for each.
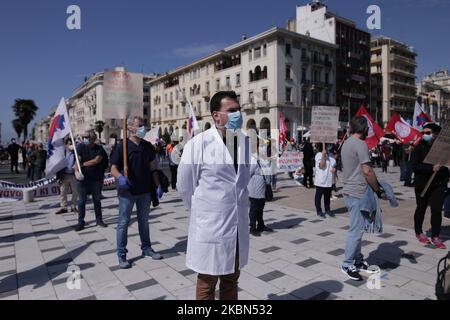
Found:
[177,91,257,300]
[55,137,78,214]
[74,130,107,231]
[340,116,383,281]
[411,123,449,249]
[7,138,21,174]
[111,117,163,269]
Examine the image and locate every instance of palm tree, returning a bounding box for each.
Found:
[12,119,24,139]
[12,99,38,140]
[95,121,106,140]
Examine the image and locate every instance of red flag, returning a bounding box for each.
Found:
[355,105,384,149]
[279,112,288,148]
[386,113,421,144]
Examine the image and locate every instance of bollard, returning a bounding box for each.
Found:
[23,189,35,204]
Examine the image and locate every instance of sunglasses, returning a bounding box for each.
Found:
[423,131,432,135]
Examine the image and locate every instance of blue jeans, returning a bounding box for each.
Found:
[342,196,365,268]
[117,193,152,258]
[77,180,103,225]
[271,174,277,189]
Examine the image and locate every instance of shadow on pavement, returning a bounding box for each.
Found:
[267,280,344,300]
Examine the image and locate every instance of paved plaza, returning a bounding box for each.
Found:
[0,167,448,300]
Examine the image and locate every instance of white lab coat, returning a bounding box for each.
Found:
[177,126,256,276]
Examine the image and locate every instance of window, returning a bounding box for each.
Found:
[325,72,329,84]
[237,94,241,104]
[263,44,267,56]
[249,91,254,104]
[262,89,268,101]
[286,43,292,56]
[143,108,148,115]
[254,47,261,59]
[302,68,307,81]
[286,87,292,103]
[248,49,252,61]
[236,73,241,87]
[216,79,221,91]
[286,65,292,80]
[143,96,149,103]
[206,81,210,92]
[226,76,231,89]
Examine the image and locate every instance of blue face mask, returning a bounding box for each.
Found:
[136,126,147,139]
[422,134,433,142]
[83,138,90,145]
[224,111,243,130]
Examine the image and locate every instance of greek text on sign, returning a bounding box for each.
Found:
[278,151,304,172]
[310,106,340,144]
[103,71,144,119]
[424,120,450,166]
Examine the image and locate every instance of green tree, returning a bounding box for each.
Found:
[95,121,106,140]
[12,99,38,140]
[12,118,24,139]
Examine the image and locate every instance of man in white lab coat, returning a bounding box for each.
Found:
[177,91,256,300]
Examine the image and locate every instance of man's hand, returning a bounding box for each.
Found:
[433,164,442,172]
[75,172,84,181]
[118,175,132,190]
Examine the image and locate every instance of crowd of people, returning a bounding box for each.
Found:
[2,91,450,300]
[3,139,47,181]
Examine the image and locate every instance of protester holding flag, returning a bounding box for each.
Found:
[74,130,107,231]
[411,123,449,249]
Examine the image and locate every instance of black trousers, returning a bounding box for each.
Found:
[249,198,266,230]
[169,165,178,189]
[10,158,18,173]
[315,186,332,214]
[303,161,314,187]
[414,185,446,237]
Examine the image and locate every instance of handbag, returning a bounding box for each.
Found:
[436,251,450,300]
[257,160,273,202]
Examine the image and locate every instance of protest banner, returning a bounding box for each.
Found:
[421,120,450,197]
[310,106,340,144]
[103,70,143,177]
[0,174,116,200]
[278,151,304,172]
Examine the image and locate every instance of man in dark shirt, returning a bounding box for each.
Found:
[111,117,163,269]
[74,130,107,231]
[7,138,21,174]
[302,138,314,188]
[411,123,449,249]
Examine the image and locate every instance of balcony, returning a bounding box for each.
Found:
[390,92,416,101]
[151,117,161,123]
[301,55,310,63]
[312,58,324,67]
[256,101,270,109]
[301,80,311,87]
[391,80,417,89]
[390,54,417,66]
[167,99,174,107]
[391,67,415,77]
[242,103,256,111]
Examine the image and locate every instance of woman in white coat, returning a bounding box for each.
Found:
[177,91,256,300]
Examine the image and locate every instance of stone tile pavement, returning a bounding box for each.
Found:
[0,169,448,300]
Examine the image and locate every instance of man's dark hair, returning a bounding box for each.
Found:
[423,122,441,133]
[210,91,238,114]
[349,116,368,135]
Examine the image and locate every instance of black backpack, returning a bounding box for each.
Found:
[436,251,450,300]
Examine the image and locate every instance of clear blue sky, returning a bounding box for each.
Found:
[1,0,449,142]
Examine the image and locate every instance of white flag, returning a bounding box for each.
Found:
[187,100,200,138]
[412,101,432,131]
[45,98,72,178]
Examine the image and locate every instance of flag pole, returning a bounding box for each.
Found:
[122,119,128,177]
[69,130,82,177]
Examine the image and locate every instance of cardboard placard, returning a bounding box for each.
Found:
[310,106,340,144]
[424,120,450,166]
[103,71,144,119]
[278,151,304,172]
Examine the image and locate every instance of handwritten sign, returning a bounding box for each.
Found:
[278,151,304,172]
[103,71,144,119]
[310,106,340,144]
[424,120,450,166]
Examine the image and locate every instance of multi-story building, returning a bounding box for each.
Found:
[68,67,154,141]
[417,70,450,121]
[33,116,52,144]
[292,0,370,123]
[370,36,417,123]
[148,27,336,140]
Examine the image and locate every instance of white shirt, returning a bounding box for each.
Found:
[314,152,336,188]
